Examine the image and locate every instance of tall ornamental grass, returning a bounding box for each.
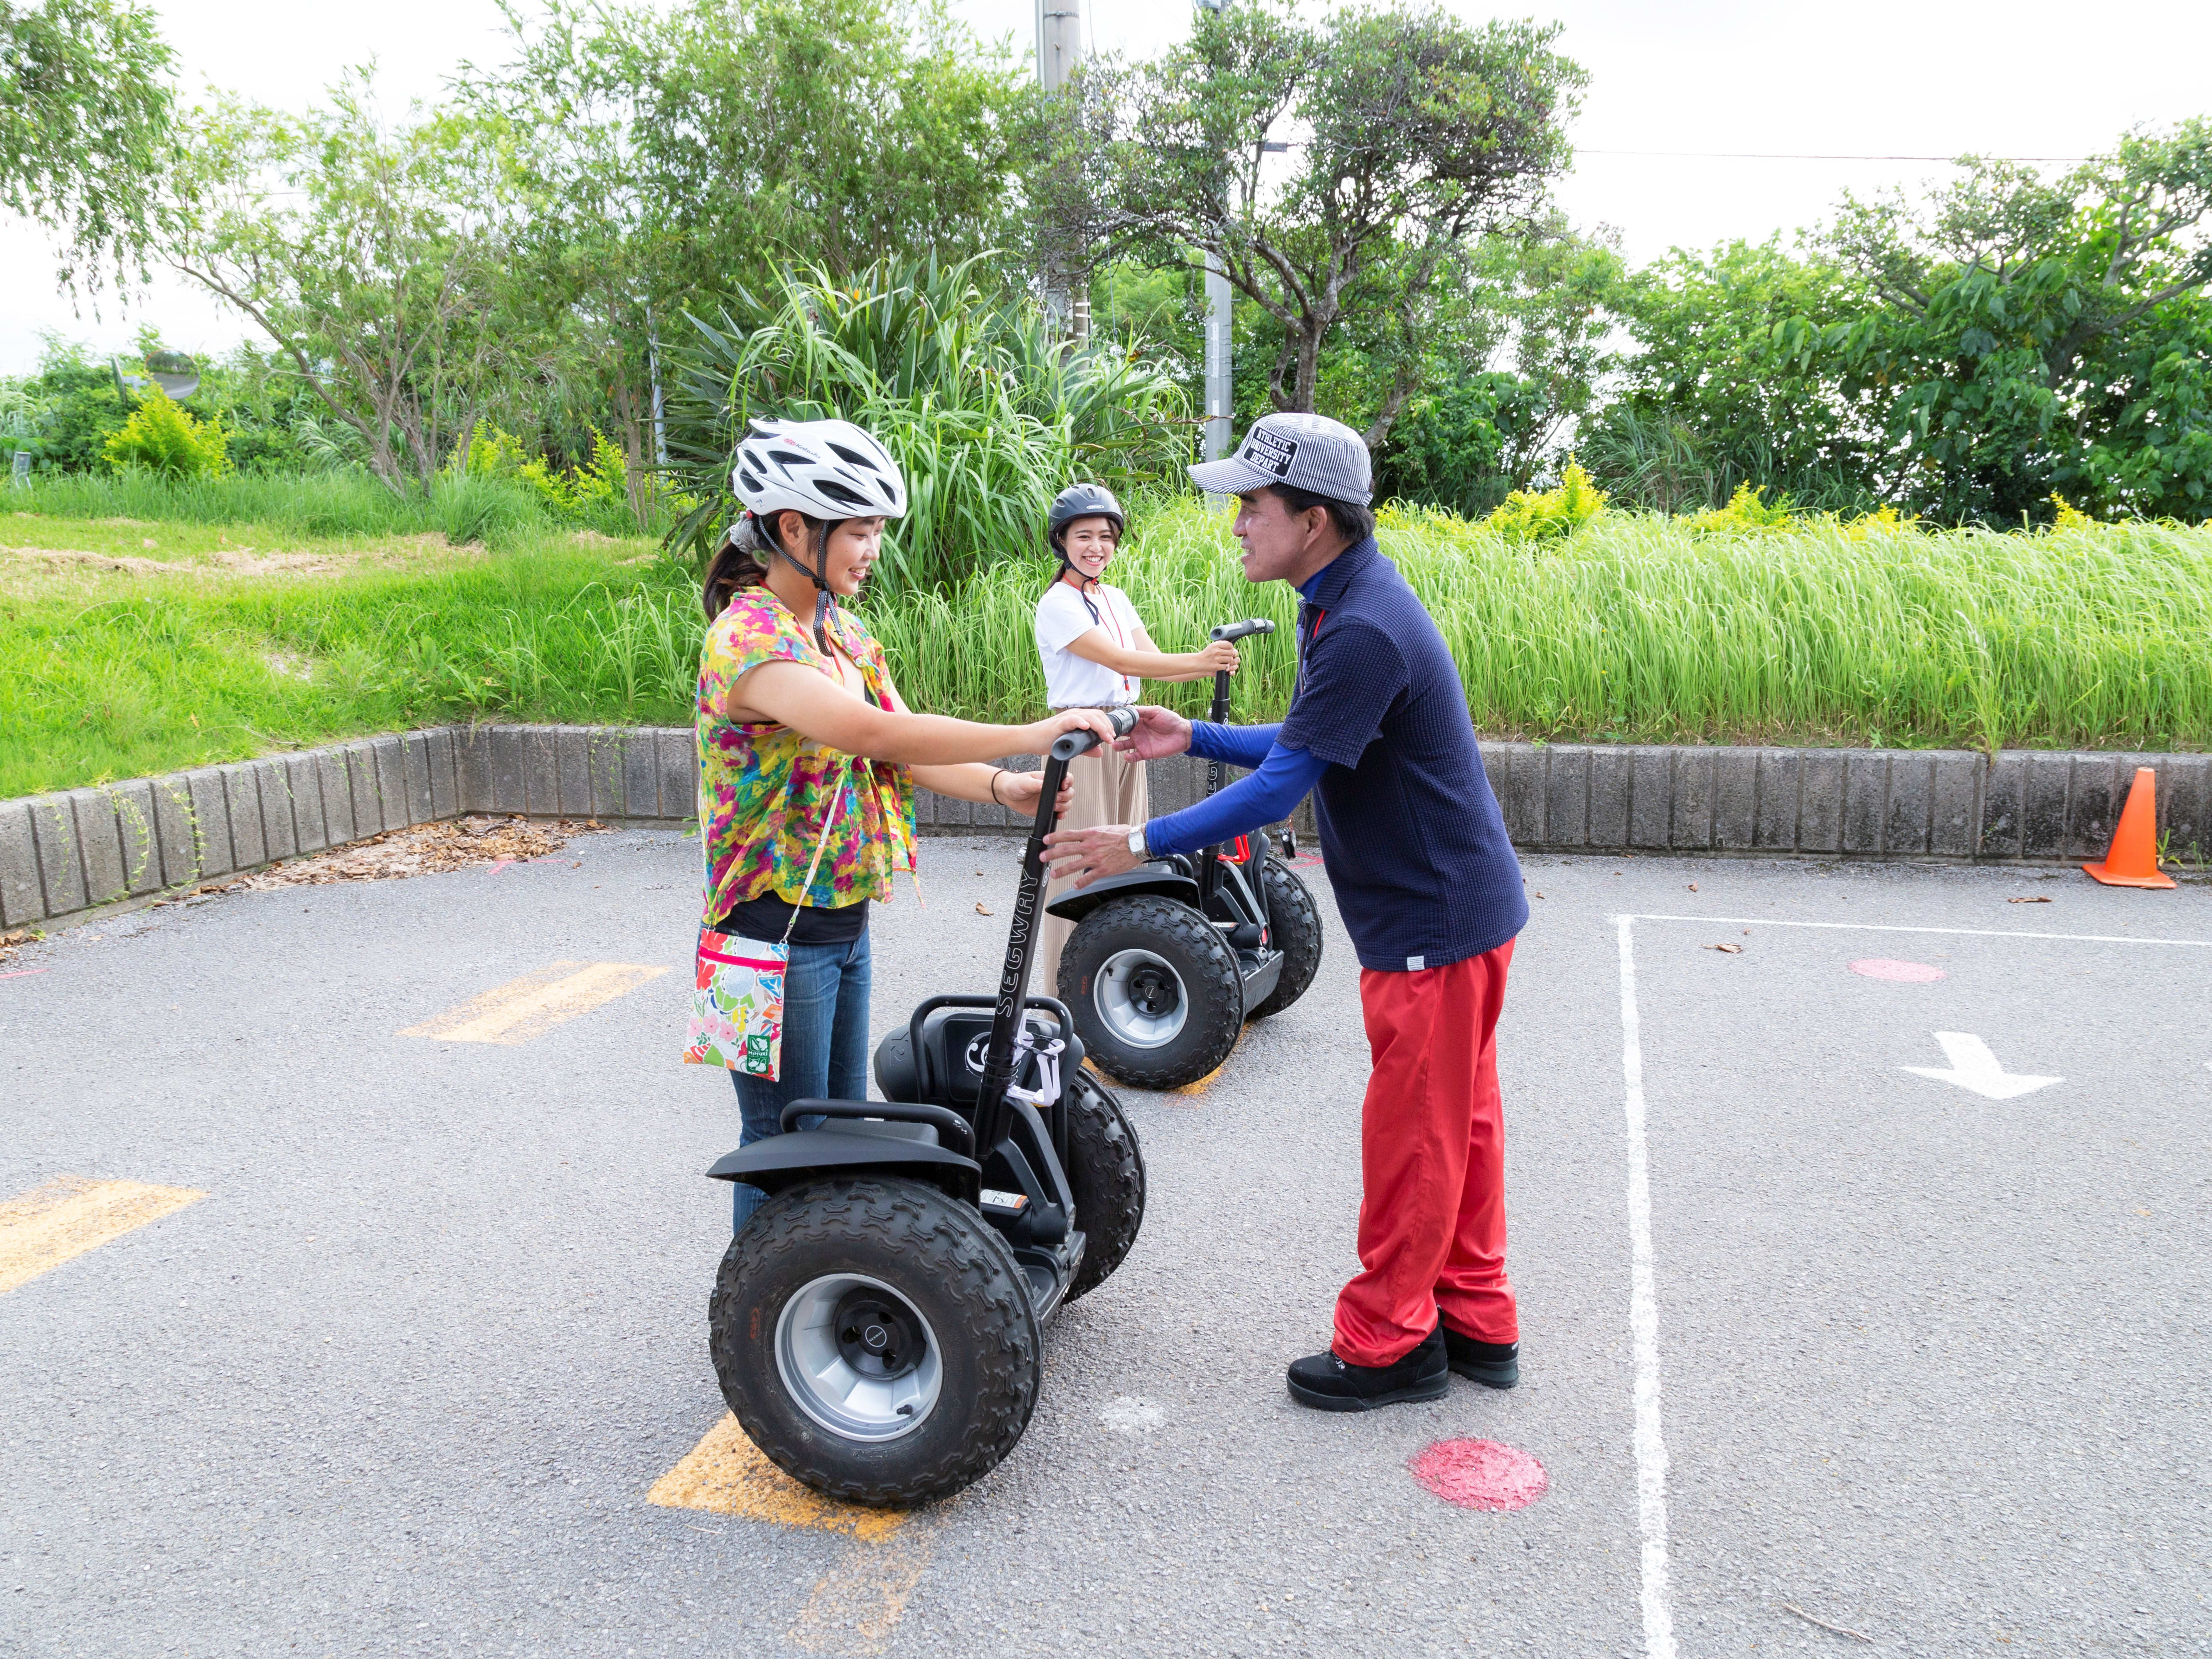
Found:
[8,496,2207,797]
[875,499,2212,754]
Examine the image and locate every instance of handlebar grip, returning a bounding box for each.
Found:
[1209,618,1277,643]
[1048,704,1138,760]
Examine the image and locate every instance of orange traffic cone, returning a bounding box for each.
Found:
[2083,767,2176,888]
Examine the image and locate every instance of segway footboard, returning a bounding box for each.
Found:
[706,1104,981,1203]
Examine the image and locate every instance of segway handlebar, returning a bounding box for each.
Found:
[1049,704,1137,760]
[1209,617,1276,644]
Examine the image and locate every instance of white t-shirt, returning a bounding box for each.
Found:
[1035,579,1144,708]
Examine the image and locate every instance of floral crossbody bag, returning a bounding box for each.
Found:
[681,764,845,1080]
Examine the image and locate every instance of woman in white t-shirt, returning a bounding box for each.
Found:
[1032,482,1240,997]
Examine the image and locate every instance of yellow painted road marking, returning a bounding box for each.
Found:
[0,1175,205,1295]
[648,1413,909,1540]
[400,960,668,1046]
[1173,1031,1244,1099]
[1174,1059,1228,1098]
[787,1519,940,1654]
[652,1414,936,1654]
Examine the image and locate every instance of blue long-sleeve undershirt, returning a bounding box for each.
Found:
[1144,721,1327,858]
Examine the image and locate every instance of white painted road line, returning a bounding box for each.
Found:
[1904,1032,2063,1099]
[1623,913,2212,949]
[1614,917,1678,1659]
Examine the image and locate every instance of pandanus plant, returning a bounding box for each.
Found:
[660,254,1192,595]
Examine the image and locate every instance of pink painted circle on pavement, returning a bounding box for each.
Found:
[1849,958,1946,982]
[1407,1438,1549,1512]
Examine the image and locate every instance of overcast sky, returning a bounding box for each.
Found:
[6,0,2208,372]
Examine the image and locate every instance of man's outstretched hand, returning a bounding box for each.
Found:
[1114,705,1192,760]
[1043,823,1143,888]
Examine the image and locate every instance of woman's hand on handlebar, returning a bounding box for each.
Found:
[1190,640,1239,675]
[994,768,1076,817]
[1017,707,1118,755]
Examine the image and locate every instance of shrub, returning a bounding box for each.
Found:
[2048,493,2096,532]
[1372,372,1539,519]
[1833,503,1916,540]
[1486,458,1608,541]
[1684,480,1796,535]
[452,422,533,482]
[519,428,627,516]
[103,387,231,478]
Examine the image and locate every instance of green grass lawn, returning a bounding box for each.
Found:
[3,512,692,798]
[5,483,2208,800]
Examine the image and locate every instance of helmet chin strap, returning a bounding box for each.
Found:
[772,517,844,656]
[1053,536,1104,627]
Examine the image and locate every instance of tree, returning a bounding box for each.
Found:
[459,0,1040,519]
[166,80,532,492]
[1,0,176,298]
[1058,0,1583,447]
[1824,120,2212,521]
[1588,237,1883,512]
[1371,219,1623,512]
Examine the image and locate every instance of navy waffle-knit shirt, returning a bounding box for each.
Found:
[1148,534,1526,972]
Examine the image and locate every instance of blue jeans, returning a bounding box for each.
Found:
[728,929,872,1232]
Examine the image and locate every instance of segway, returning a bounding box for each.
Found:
[1053,619,1324,1090]
[704,708,1146,1506]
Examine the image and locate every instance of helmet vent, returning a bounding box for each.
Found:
[827,442,881,471]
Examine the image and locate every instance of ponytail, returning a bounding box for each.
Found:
[702,509,826,621]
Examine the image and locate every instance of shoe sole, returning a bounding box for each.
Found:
[1286,1372,1450,1412]
[1448,1359,1519,1389]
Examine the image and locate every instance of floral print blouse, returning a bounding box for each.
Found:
[696,588,918,927]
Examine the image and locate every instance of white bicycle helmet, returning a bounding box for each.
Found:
[732,418,907,522]
[728,418,906,652]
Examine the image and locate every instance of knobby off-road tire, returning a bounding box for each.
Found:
[708,1177,1040,1506]
[1059,894,1243,1090]
[1245,855,1323,1021]
[1060,1069,1145,1303]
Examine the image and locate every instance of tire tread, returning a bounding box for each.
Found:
[708,1178,1039,1506]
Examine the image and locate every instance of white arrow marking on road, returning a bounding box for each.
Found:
[1903,1031,2062,1099]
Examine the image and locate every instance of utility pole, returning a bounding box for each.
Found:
[1196,0,1232,461]
[1036,0,1088,342]
[1203,256,1233,461]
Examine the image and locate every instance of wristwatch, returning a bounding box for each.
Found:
[1126,825,1149,861]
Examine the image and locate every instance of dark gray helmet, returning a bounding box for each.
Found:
[1048,482,1124,548]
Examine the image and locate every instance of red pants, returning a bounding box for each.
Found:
[1333,940,1517,1367]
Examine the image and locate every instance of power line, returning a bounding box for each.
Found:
[1579,149,2085,163]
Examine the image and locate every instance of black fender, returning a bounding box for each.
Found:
[1045,864,1201,926]
[707,1119,981,1204]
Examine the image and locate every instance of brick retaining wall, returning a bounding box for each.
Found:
[4,726,2205,932]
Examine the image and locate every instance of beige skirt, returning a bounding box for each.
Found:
[1034,741,1149,1003]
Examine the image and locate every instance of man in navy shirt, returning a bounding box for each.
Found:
[1045,412,1530,1411]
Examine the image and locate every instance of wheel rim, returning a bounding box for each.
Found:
[1094,947,1188,1048]
[774,1273,943,1443]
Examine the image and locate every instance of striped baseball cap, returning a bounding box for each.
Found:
[1188,412,1372,506]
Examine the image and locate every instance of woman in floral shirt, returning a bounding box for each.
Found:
[699,420,1109,1231]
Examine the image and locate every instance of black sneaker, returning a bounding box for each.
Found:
[1442,1324,1520,1389]
[1286,1323,1448,1412]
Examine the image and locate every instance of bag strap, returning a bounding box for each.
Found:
[779,760,848,947]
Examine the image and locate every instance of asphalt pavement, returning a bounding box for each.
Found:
[2,830,2206,1659]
